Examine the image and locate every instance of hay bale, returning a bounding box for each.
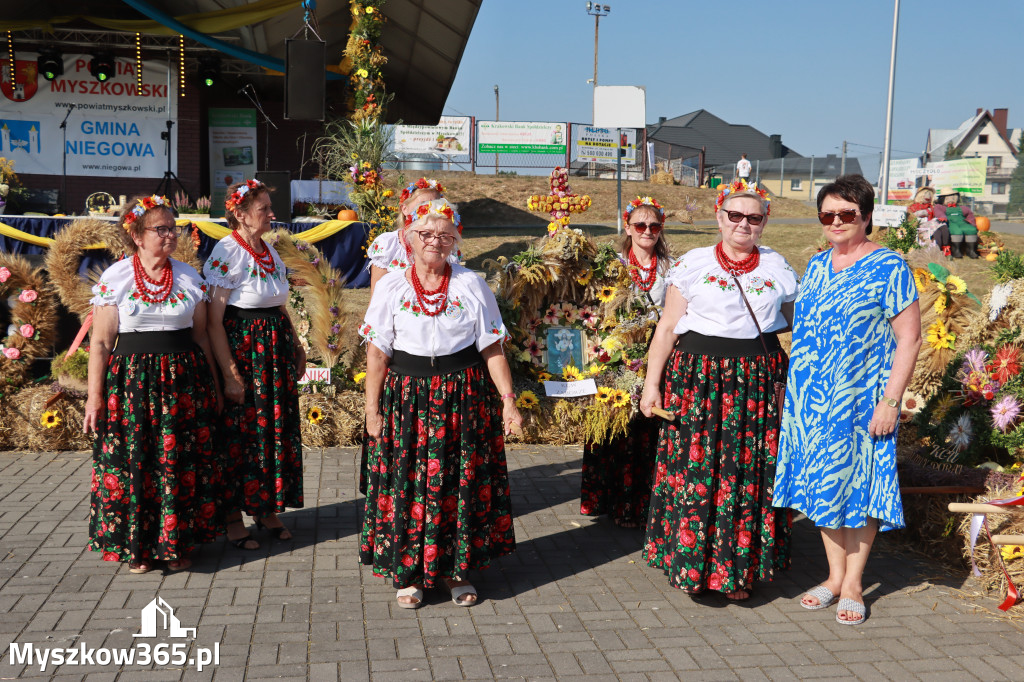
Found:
[4,383,91,451]
[298,389,365,448]
[651,171,676,186]
[958,482,1024,601]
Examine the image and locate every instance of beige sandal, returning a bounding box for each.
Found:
[396,586,423,609]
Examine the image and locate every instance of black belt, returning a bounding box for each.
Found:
[675,331,781,358]
[390,345,483,377]
[224,305,284,321]
[112,329,196,356]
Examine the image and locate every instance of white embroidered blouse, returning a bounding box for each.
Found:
[202,235,289,308]
[90,257,208,333]
[359,264,508,358]
[366,230,462,273]
[621,252,668,308]
[667,245,799,338]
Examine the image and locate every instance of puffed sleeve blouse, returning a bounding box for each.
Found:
[621,252,668,307]
[202,235,289,308]
[359,264,507,358]
[90,257,208,333]
[366,230,462,274]
[667,245,799,339]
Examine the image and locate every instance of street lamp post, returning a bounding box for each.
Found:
[494,84,499,174]
[585,3,610,125]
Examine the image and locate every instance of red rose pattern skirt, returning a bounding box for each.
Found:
[580,415,660,526]
[644,349,791,594]
[89,350,223,563]
[221,315,303,517]
[360,364,516,589]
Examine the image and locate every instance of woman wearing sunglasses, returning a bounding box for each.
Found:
[639,179,798,600]
[580,196,670,528]
[774,175,920,625]
[84,195,223,574]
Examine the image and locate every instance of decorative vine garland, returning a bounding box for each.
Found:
[0,254,58,391]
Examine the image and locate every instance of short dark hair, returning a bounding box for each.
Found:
[816,174,875,235]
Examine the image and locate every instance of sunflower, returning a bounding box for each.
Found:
[596,285,617,303]
[537,370,553,382]
[354,371,366,384]
[563,366,583,381]
[307,406,325,424]
[595,386,613,403]
[40,410,61,429]
[925,319,955,351]
[912,267,932,292]
[945,275,967,295]
[933,295,947,315]
[516,390,539,410]
[576,268,593,286]
[1000,544,1024,562]
[611,389,630,408]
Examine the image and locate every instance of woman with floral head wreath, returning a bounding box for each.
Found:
[359,198,521,609]
[204,179,305,550]
[84,194,223,574]
[579,196,670,528]
[638,179,798,600]
[365,178,461,293]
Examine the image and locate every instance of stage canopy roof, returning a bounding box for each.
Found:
[2,0,481,124]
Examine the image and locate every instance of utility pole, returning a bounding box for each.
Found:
[879,0,900,205]
[809,155,815,201]
[585,3,610,125]
[840,140,847,176]
[494,84,499,174]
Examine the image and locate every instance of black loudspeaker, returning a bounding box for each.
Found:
[255,171,292,221]
[285,39,326,121]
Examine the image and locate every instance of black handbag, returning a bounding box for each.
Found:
[729,272,787,415]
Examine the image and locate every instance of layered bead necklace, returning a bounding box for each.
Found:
[231,230,276,275]
[132,253,174,304]
[628,249,658,291]
[714,242,759,276]
[410,263,451,317]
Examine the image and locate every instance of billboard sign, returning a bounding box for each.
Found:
[394,116,470,155]
[575,126,636,164]
[477,121,566,154]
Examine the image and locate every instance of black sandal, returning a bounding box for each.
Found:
[255,519,292,541]
[229,534,260,550]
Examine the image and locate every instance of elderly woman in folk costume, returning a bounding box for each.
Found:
[580,196,670,528]
[205,179,305,550]
[359,198,521,609]
[639,180,798,600]
[84,195,223,573]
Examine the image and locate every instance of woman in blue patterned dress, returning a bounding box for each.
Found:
[774,175,921,626]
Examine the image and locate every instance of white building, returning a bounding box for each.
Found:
[924,108,1020,215]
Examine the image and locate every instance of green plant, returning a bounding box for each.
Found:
[881,213,919,254]
[1007,136,1024,217]
[991,249,1024,283]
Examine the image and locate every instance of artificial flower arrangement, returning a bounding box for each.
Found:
[342,2,391,123]
[527,167,592,235]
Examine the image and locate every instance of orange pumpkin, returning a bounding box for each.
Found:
[338,209,358,221]
[986,252,999,261]
[976,216,990,232]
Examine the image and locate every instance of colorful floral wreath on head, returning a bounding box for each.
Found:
[622,196,665,224]
[224,178,265,212]
[714,178,771,215]
[122,195,170,231]
[413,198,462,234]
[400,178,446,204]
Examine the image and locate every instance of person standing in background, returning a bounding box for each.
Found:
[736,153,752,182]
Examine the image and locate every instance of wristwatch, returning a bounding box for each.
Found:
[882,397,899,408]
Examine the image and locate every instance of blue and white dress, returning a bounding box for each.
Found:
[773,247,918,532]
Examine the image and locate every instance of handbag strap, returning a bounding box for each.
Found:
[728,271,774,358]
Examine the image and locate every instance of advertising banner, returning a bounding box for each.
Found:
[394,116,470,155]
[0,53,177,177]
[575,126,636,164]
[923,158,987,195]
[477,121,566,154]
[208,109,257,218]
[883,158,919,201]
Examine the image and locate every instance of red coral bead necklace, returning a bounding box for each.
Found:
[715,242,759,276]
[628,248,658,291]
[132,254,174,304]
[231,230,276,274]
[410,263,451,316]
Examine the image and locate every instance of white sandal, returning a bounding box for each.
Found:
[446,581,477,607]
[396,586,423,609]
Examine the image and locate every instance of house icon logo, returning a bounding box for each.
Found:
[133,597,197,639]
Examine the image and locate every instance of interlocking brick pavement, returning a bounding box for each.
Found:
[0,445,1021,680]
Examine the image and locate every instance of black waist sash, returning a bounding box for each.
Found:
[112,328,196,356]
[390,344,483,378]
[675,331,781,358]
[224,305,284,321]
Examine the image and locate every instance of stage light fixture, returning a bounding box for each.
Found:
[198,56,220,87]
[89,53,115,82]
[38,48,63,81]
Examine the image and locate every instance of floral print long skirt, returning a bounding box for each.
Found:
[89,350,223,563]
[580,415,660,526]
[644,348,791,594]
[360,364,516,589]
[221,314,303,517]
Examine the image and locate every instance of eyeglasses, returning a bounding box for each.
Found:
[724,211,765,226]
[145,224,183,238]
[817,209,861,225]
[629,222,663,233]
[413,230,456,246]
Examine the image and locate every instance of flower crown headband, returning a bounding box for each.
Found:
[413,198,462,234]
[123,195,170,230]
[622,196,665,223]
[400,178,446,204]
[224,178,265,212]
[714,179,771,215]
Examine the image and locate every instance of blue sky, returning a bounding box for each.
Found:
[445,0,1024,177]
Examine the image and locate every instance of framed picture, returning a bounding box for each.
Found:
[545,326,586,376]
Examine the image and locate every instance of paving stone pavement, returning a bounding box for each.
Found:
[0,445,1021,681]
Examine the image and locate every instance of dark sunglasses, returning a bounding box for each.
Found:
[145,224,183,238]
[818,209,860,225]
[629,222,663,233]
[724,211,765,226]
